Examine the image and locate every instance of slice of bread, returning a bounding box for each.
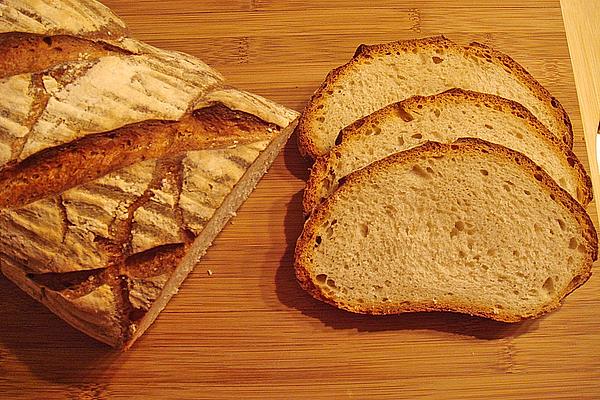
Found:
[303,89,592,215]
[295,139,597,322]
[297,36,573,158]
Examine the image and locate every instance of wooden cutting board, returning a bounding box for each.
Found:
[1,1,598,398]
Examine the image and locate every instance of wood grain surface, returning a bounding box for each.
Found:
[561,0,600,217]
[1,1,599,399]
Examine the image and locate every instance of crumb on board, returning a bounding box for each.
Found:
[207,269,213,276]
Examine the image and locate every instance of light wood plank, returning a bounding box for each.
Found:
[561,0,600,217]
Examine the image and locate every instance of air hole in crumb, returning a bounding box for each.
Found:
[542,277,555,294]
[316,274,327,284]
[567,157,575,167]
[315,236,322,245]
[455,221,465,231]
[384,280,392,287]
[384,205,397,216]
[513,249,520,257]
[549,193,556,201]
[396,107,414,122]
[577,244,587,254]
[487,248,497,256]
[326,278,337,289]
[467,239,475,250]
[556,219,566,231]
[569,237,578,249]
[398,136,405,146]
[411,164,432,179]
[426,166,434,174]
[325,225,334,238]
[484,124,493,129]
[534,173,543,182]
[412,133,423,139]
[524,189,531,196]
[432,56,444,64]
[316,116,325,123]
[480,169,489,176]
[359,223,369,238]
[458,250,466,258]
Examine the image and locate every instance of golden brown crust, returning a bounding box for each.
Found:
[0,33,128,79]
[296,36,574,159]
[295,138,597,322]
[303,89,592,215]
[0,104,279,209]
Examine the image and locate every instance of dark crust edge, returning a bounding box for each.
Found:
[295,138,597,322]
[302,88,591,215]
[296,35,573,159]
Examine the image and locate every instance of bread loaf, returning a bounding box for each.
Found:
[0,0,298,347]
[296,36,573,158]
[295,139,597,321]
[303,89,592,215]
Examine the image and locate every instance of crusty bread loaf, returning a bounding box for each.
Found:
[295,139,597,322]
[297,36,573,158]
[303,89,592,215]
[0,0,299,347]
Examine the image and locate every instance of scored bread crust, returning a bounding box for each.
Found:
[0,0,129,39]
[295,138,597,322]
[0,0,300,347]
[302,89,592,215]
[296,36,574,159]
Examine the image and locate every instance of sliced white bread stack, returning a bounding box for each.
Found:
[295,37,597,321]
[295,140,597,321]
[302,89,592,215]
[296,36,573,158]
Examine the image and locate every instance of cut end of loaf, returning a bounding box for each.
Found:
[295,139,596,322]
[124,118,299,348]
